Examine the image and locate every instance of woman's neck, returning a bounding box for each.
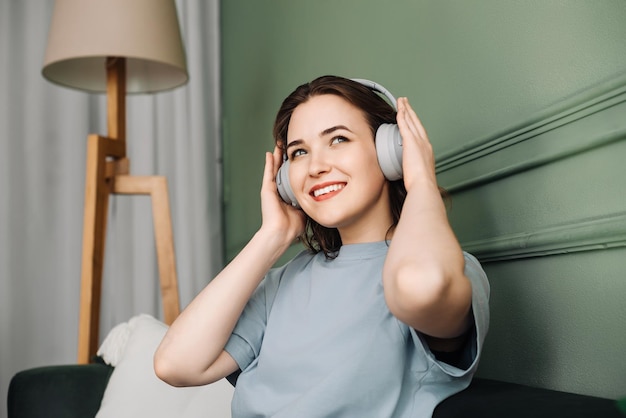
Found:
[339,221,394,245]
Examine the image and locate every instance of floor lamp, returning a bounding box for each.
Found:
[41,0,189,364]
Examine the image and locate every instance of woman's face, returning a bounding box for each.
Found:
[286,94,393,243]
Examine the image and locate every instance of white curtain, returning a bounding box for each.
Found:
[0,1,222,416]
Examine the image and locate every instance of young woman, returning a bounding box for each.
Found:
[154,75,490,417]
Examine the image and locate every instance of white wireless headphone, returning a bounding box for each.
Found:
[276,78,403,208]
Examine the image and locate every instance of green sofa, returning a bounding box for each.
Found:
[8,361,624,417]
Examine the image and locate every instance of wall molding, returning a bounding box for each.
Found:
[462,212,626,263]
[436,75,626,192]
[438,74,626,262]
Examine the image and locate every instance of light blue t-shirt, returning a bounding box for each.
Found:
[225,241,490,417]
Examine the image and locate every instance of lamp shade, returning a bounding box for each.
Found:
[42,0,188,94]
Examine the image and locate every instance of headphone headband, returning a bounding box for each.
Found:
[351,78,398,111]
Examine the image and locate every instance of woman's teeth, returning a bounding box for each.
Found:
[313,184,344,197]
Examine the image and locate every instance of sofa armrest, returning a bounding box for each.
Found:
[434,378,623,418]
[7,363,114,418]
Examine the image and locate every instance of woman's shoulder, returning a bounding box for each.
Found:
[264,247,318,281]
[280,247,318,268]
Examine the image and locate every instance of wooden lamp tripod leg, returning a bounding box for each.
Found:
[77,135,124,364]
[113,175,181,325]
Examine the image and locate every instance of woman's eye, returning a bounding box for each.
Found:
[331,136,347,145]
[290,149,306,159]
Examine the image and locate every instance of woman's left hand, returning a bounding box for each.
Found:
[395,97,438,193]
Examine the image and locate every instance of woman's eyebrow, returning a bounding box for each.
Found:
[321,125,352,137]
[286,125,353,150]
[286,139,304,151]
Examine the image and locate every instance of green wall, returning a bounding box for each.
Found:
[221,0,626,398]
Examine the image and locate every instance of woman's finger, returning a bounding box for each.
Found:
[261,151,276,190]
[401,97,429,141]
[272,146,284,177]
[397,98,420,140]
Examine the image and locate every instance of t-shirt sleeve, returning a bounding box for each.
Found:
[410,251,490,377]
[460,251,490,373]
[224,268,282,371]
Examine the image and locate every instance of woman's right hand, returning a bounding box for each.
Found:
[259,146,306,244]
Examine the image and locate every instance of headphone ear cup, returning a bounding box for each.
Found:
[275,159,300,208]
[375,123,403,181]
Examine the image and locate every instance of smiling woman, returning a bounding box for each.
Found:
[154,75,490,417]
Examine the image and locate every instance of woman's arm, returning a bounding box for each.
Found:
[154,148,305,386]
[383,98,472,346]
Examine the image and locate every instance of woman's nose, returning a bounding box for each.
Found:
[307,151,331,177]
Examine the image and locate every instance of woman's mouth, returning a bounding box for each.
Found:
[311,183,346,199]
